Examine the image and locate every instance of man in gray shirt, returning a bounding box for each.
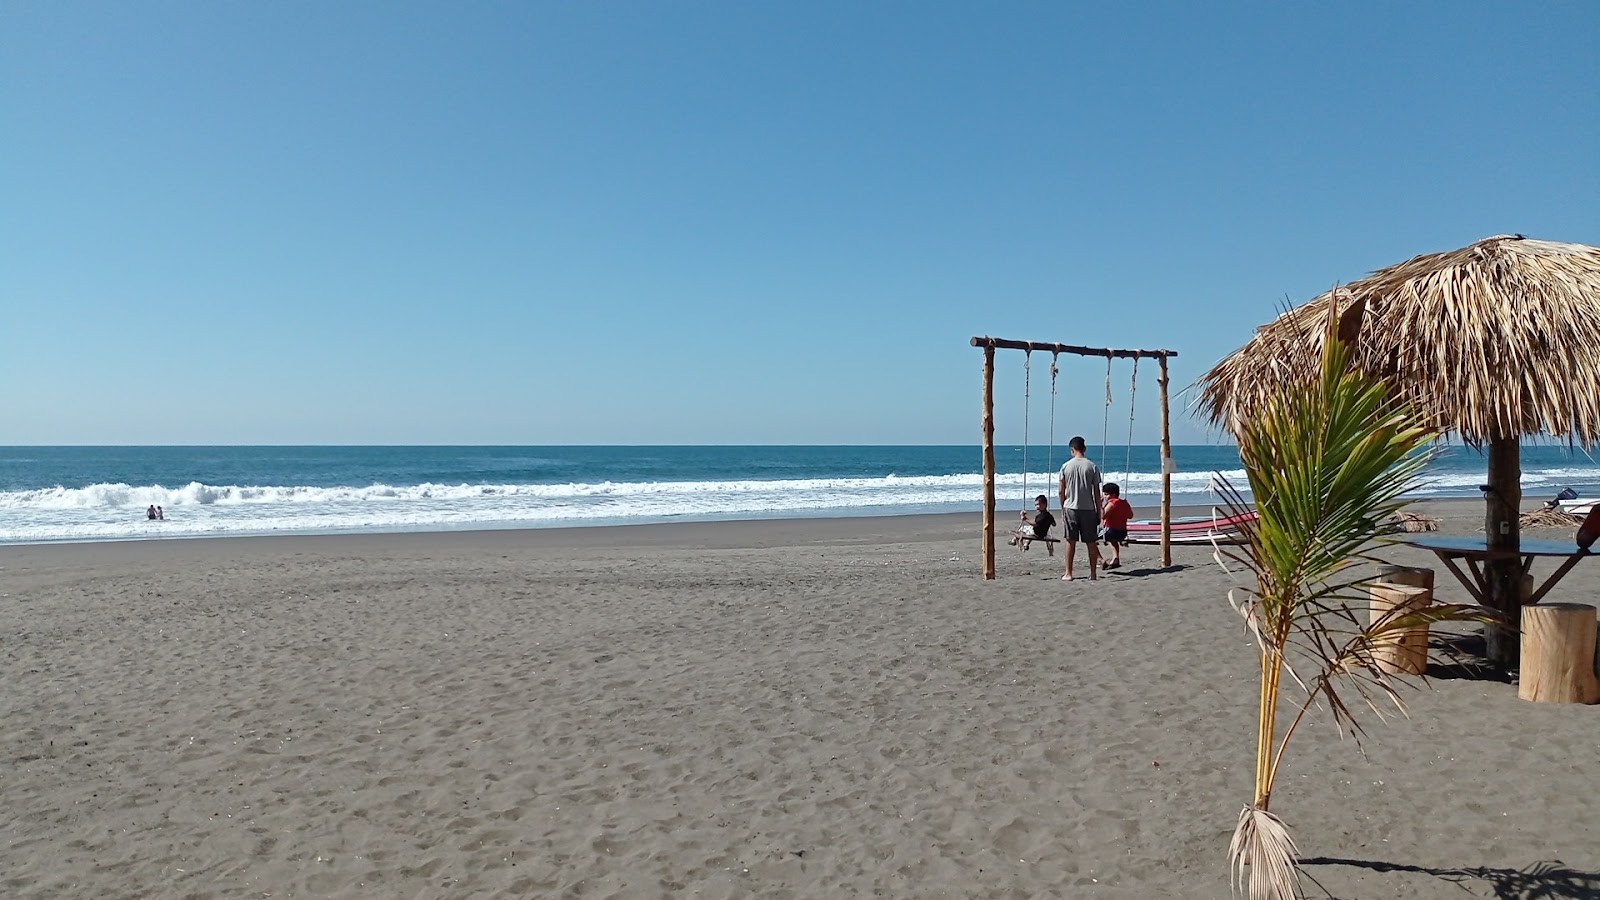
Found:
[1057,435,1103,581]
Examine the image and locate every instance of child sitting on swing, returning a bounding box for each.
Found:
[1100,482,1133,569]
[1010,494,1057,555]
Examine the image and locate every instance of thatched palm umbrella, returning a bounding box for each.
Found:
[1197,235,1600,666]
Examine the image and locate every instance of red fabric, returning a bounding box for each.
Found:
[1126,511,1258,534]
[1102,497,1133,529]
[1579,504,1600,549]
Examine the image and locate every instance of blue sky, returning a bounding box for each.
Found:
[3,2,1596,446]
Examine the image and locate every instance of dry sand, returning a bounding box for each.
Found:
[2,500,1598,899]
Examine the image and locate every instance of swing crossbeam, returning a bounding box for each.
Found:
[972,335,1178,580]
[969,337,1175,359]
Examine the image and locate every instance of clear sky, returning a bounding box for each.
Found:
[3,2,1596,446]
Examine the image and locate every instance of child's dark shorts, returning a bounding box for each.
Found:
[1103,527,1128,543]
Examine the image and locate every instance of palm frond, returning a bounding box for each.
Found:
[1230,805,1300,900]
[1520,507,1580,529]
[1388,511,1441,532]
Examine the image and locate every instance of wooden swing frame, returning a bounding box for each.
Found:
[971,336,1179,579]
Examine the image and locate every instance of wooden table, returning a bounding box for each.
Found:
[1402,534,1594,606]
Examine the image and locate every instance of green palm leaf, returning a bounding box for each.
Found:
[1216,295,1494,900]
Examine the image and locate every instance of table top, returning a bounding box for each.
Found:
[1404,534,1593,558]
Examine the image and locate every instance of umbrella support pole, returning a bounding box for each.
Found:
[1484,437,1523,667]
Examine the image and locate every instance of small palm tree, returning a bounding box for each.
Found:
[1214,296,1490,900]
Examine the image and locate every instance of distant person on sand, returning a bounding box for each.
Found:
[1057,436,1102,581]
[156,506,165,520]
[147,505,158,520]
[1100,483,1132,570]
[1009,494,1057,555]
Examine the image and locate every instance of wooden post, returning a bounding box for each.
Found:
[1518,603,1600,703]
[1369,583,1433,675]
[1484,437,1522,667]
[982,344,997,580]
[1158,355,1172,567]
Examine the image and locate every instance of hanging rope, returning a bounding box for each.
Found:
[1124,357,1139,484]
[1021,350,1031,509]
[1047,353,1059,485]
[1100,355,1113,460]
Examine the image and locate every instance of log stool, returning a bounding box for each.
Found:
[1369,583,1433,675]
[1518,603,1600,704]
[1376,564,1434,591]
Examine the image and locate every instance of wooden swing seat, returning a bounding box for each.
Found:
[1011,528,1059,548]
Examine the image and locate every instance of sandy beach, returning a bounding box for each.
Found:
[3,499,1598,899]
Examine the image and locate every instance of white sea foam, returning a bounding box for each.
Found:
[1,464,1592,545]
[0,470,1239,544]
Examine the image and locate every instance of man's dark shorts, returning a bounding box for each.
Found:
[1064,508,1100,542]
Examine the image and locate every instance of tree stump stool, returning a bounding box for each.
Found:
[1518,603,1600,704]
[1376,564,1434,591]
[1369,583,1433,675]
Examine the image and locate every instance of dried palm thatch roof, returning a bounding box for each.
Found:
[1198,236,1600,445]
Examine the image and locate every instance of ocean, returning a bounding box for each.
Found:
[1,444,1597,545]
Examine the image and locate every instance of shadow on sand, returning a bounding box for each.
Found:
[1301,856,1600,900]
[1425,632,1515,684]
[1030,565,1192,580]
[1103,564,1191,579]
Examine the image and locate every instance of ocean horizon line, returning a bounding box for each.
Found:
[0,441,1238,449]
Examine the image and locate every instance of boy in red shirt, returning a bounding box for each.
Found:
[1100,483,1133,569]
